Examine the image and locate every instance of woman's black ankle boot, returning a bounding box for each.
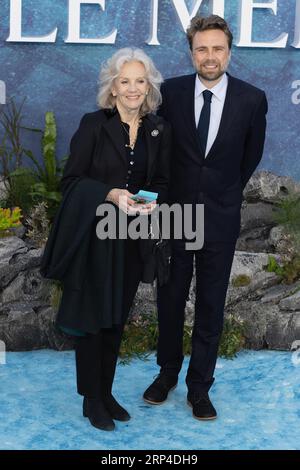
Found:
[102,393,131,422]
[83,396,115,431]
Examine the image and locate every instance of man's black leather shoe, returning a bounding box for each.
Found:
[143,373,178,404]
[187,392,217,420]
[83,397,115,431]
[102,394,130,422]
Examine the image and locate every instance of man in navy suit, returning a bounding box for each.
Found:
[143,15,268,420]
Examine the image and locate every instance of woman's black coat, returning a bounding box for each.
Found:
[60,109,171,201]
[40,109,171,334]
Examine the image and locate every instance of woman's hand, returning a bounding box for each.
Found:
[106,189,134,213]
[106,189,157,215]
[134,200,157,215]
[106,189,156,215]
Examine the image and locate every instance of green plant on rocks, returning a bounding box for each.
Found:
[118,311,246,364]
[266,194,300,284]
[28,112,66,219]
[0,206,22,237]
[231,274,251,287]
[25,201,51,247]
[266,254,300,285]
[48,293,247,362]
[218,315,246,359]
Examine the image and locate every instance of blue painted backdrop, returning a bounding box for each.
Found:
[0,0,299,178]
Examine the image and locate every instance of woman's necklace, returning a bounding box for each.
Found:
[121,117,142,150]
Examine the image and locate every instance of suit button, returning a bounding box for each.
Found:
[128,170,132,175]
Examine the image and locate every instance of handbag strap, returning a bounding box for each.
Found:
[149,212,162,242]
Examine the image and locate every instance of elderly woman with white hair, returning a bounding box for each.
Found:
[57,48,171,431]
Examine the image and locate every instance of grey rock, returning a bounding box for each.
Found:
[226,301,300,350]
[269,225,285,247]
[9,224,26,239]
[0,301,46,350]
[279,290,300,311]
[240,202,275,232]
[268,226,293,255]
[0,236,27,264]
[184,298,196,327]
[135,282,157,303]
[173,251,281,327]
[0,268,50,305]
[131,282,157,319]
[236,226,273,253]
[0,237,38,289]
[265,312,300,350]
[237,201,277,253]
[244,171,300,203]
[0,302,73,351]
[226,271,280,307]
[261,282,300,304]
[226,301,275,349]
[249,272,281,292]
[230,251,279,280]
[38,306,74,350]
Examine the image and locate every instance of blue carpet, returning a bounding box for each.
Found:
[0,350,299,450]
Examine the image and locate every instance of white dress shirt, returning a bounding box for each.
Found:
[194,73,228,157]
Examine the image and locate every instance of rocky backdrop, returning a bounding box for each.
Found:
[1,171,300,351]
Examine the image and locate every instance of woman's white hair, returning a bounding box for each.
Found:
[97,48,163,115]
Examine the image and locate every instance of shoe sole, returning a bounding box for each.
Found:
[113,417,131,422]
[187,400,217,421]
[84,407,130,422]
[83,413,115,431]
[143,384,177,405]
[83,409,115,430]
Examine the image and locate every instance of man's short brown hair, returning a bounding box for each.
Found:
[186,15,233,50]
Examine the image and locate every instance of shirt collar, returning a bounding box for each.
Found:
[195,73,228,102]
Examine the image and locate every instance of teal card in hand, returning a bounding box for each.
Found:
[131,190,158,204]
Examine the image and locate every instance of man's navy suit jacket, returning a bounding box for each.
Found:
[158,73,268,242]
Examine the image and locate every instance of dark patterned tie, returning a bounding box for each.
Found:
[197,90,213,155]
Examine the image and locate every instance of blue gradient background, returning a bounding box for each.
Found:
[0,0,299,178]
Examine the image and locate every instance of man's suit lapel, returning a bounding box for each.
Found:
[181,74,205,161]
[180,73,243,163]
[205,74,242,161]
[102,112,127,166]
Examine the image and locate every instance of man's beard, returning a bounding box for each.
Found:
[196,61,228,82]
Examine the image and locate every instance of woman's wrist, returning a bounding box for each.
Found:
[106,188,118,203]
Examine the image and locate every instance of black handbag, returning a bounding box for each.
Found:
[139,215,171,286]
[152,237,172,286]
